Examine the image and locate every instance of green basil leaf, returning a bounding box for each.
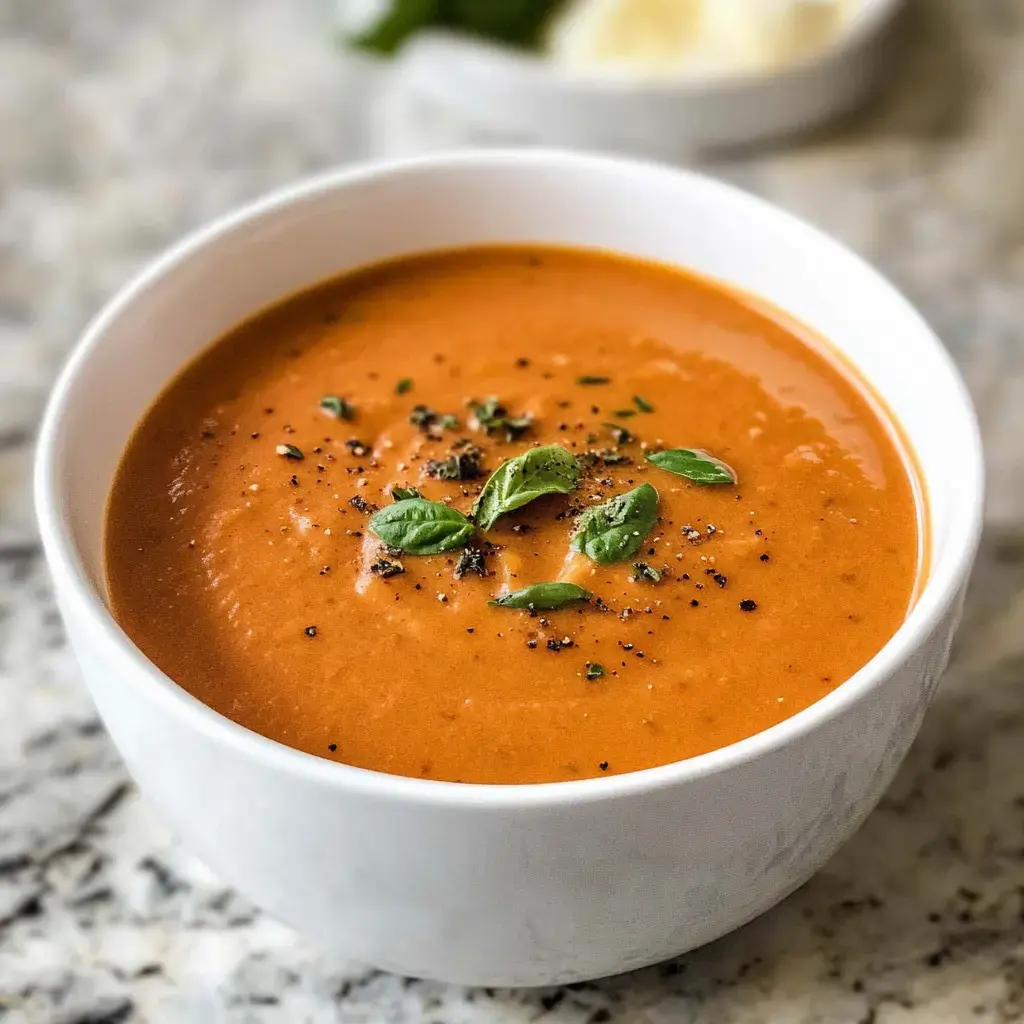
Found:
[347,0,439,55]
[470,396,532,441]
[472,444,580,531]
[645,448,736,484]
[571,482,659,565]
[634,395,655,413]
[320,395,356,421]
[631,562,662,583]
[603,422,633,445]
[368,498,474,554]
[586,663,605,680]
[390,486,421,501]
[490,582,592,610]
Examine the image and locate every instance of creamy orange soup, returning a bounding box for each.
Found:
[105,247,921,784]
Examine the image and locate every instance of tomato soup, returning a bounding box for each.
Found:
[104,247,921,784]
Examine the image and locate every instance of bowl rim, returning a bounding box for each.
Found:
[34,148,984,810]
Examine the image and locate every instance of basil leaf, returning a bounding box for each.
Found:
[645,448,737,485]
[473,444,580,531]
[576,375,611,385]
[425,445,485,481]
[396,378,414,394]
[347,0,439,55]
[391,486,421,501]
[490,582,592,610]
[631,562,662,583]
[470,396,532,442]
[571,482,659,564]
[320,395,356,421]
[368,498,474,554]
[634,395,655,413]
[586,663,605,680]
[603,422,633,445]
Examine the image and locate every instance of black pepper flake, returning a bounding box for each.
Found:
[289,475,299,487]
[527,639,538,649]
[739,599,758,611]
[546,639,562,653]
[370,558,405,578]
[713,573,728,588]
[454,546,489,579]
[250,431,260,439]
[328,743,337,752]
[755,529,763,536]
[511,523,533,534]
[344,438,370,457]
[577,375,611,385]
[760,553,770,562]
[691,599,700,607]
[515,357,530,368]
[467,627,475,634]
[349,495,377,514]
[276,443,304,460]
[599,761,609,771]
[426,445,485,481]
[304,625,318,637]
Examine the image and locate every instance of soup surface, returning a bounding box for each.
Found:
[105,247,920,784]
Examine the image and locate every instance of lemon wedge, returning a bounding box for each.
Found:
[546,0,851,79]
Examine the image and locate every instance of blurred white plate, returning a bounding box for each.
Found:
[387,0,903,154]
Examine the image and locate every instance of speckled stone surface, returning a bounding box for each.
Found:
[4,1,1024,1020]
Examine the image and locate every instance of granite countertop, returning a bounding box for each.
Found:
[4,1,1024,1020]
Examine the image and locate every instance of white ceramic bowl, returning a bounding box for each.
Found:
[35,150,982,987]
[391,0,904,153]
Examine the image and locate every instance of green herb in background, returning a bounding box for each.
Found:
[348,0,562,56]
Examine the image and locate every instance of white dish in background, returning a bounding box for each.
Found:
[391,0,904,153]
[35,149,980,986]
